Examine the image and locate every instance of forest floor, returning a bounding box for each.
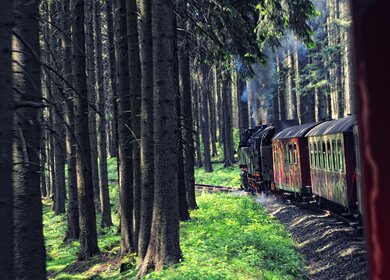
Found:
[44,190,304,279]
[194,163,241,187]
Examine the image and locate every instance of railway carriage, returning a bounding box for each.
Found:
[272,123,319,194]
[306,115,357,209]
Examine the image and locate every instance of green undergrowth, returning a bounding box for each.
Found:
[44,193,303,279]
[144,193,303,280]
[44,200,121,279]
[110,155,242,188]
[195,163,241,188]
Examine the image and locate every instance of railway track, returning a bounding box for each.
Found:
[194,183,238,193]
[195,183,363,232]
[284,196,363,233]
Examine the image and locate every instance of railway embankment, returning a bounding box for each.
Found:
[257,195,368,280]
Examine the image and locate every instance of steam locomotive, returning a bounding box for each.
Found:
[238,115,363,215]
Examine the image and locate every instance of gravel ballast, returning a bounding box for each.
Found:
[256,195,368,280]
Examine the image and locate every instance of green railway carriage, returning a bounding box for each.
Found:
[306,115,357,208]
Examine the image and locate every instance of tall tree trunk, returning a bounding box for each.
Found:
[174,13,190,222]
[13,0,47,278]
[0,1,14,277]
[237,75,249,138]
[286,47,297,120]
[105,0,118,158]
[49,1,66,215]
[95,0,113,228]
[327,0,341,120]
[71,0,100,260]
[137,0,154,263]
[115,0,134,255]
[272,73,280,123]
[200,63,213,172]
[276,54,286,120]
[178,3,197,210]
[193,78,203,167]
[62,0,80,241]
[127,0,142,251]
[341,0,354,116]
[40,131,48,198]
[215,66,223,143]
[138,0,181,274]
[85,1,101,211]
[42,2,54,207]
[315,86,327,121]
[294,41,301,123]
[209,77,218,157]
[222,71,234,167]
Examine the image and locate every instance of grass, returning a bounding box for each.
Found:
[194,163,241,188]
[145,193,303,280]
[44,200,121,279]
[44,192,304,279]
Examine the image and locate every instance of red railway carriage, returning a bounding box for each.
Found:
[306,115,357,209]
[272,123,319,194]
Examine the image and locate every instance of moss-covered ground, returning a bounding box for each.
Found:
[44,190,303,279]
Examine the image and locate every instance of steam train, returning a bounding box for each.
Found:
[238,115,363,215]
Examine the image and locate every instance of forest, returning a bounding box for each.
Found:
[0,0,355,279]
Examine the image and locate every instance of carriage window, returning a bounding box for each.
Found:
[284,144,288,163]
[332,140,337,171]
[322,142,327,169]
[318,142,322,168]
[327,141,332,171]
[310,143,314,166]
[274,145,278,164]
[337,140,344,171]
[288,144,293,165]
[314,143,318,168]
[293,143,298,165]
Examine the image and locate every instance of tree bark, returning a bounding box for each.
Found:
[127,0,142,251]
[95,0,113,228]
[286,47,297,120]
[137,0,154,263]
[138,0,181,274]
[276,54,286,120]
[341,0,354,116]
[62,0,80,241]
[105,0,118,158]
[71,0,100,260]
[193,78,203,168]
[49,1,66,215]
[0,1,14,277]
[13,0,47,278]
[174,12,190,222]
[209,77,218,157]
[115,0,134,255]
[294,41,301,123]
[222,71,234,167]
[85,0,101,211]
[200,63,213,172]
[178,4,197,210]
[237,75,249,138]
[215,66,224,142]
